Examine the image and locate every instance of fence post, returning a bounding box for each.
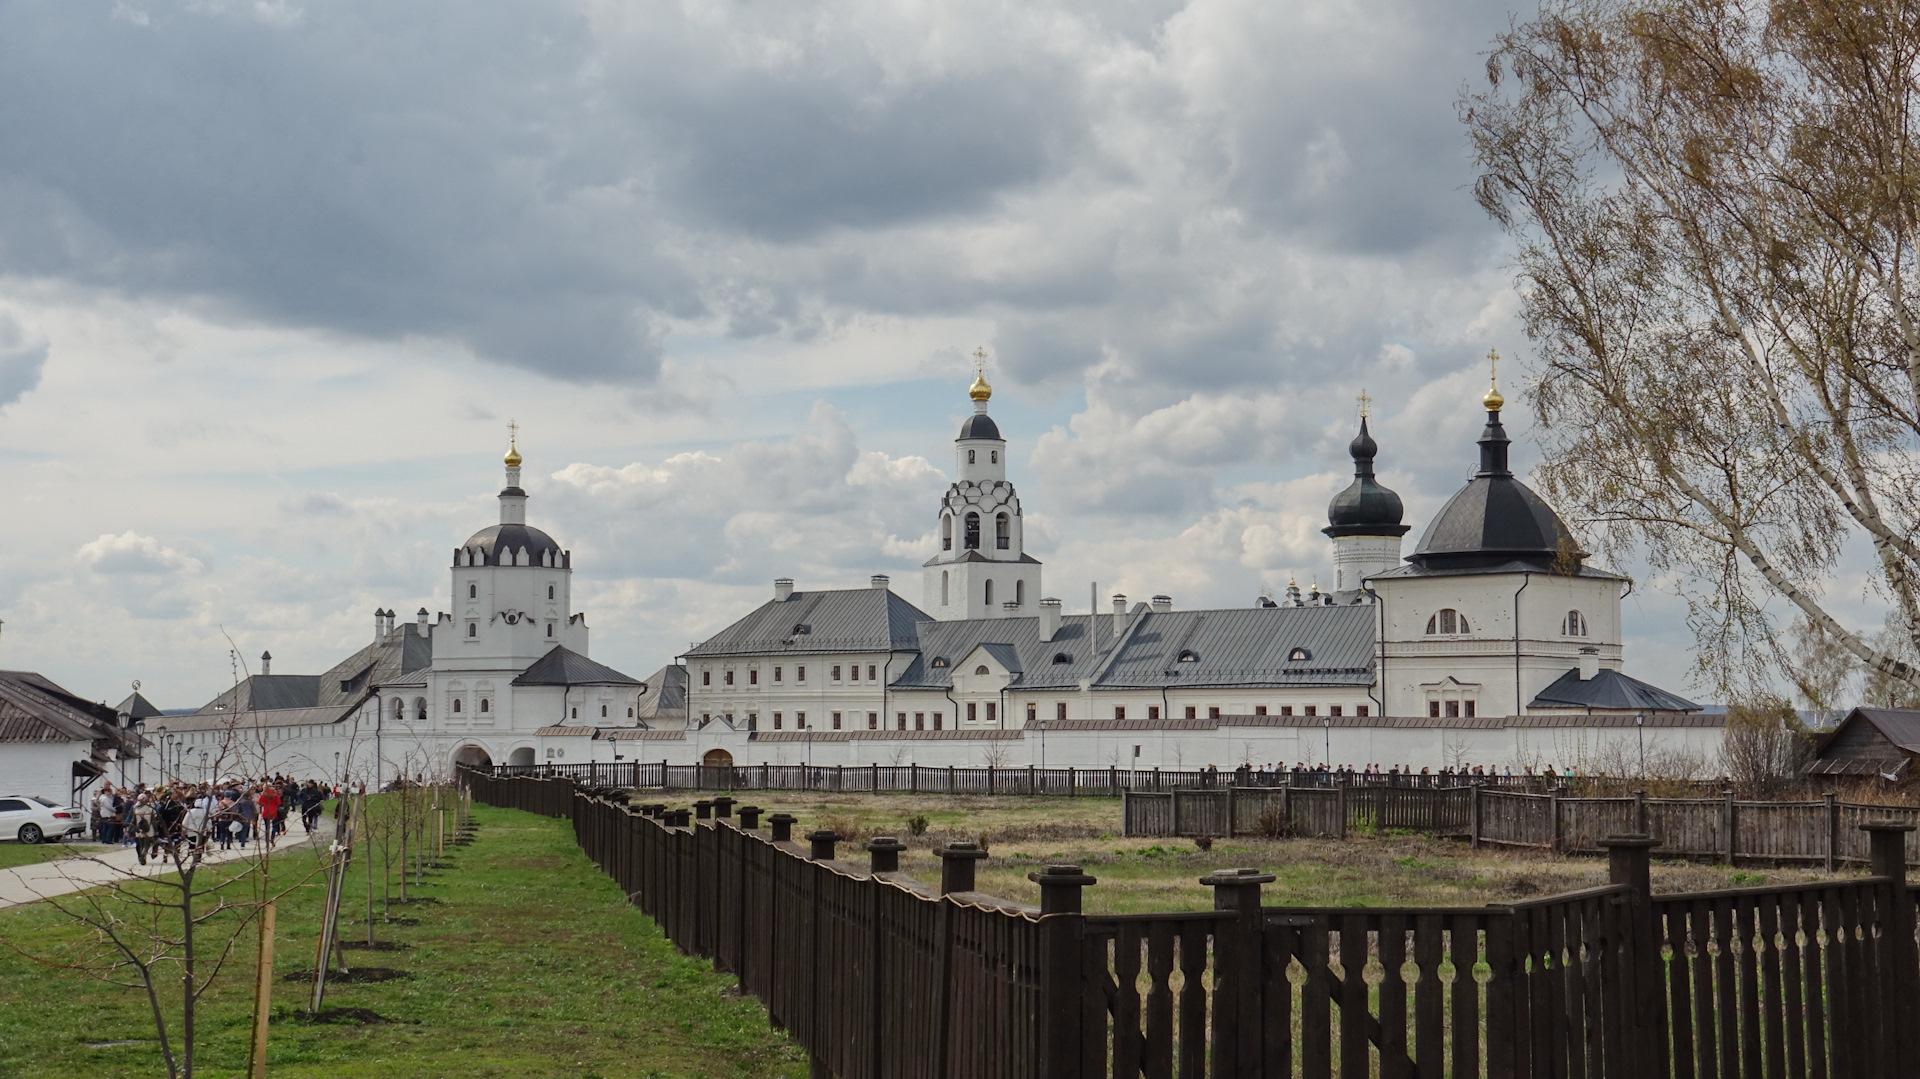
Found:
[1337,783,1348,840]
[1031,864,1097,1079]
[1471,784,1483,848]
[1200,868,1276,1077]
[1864,820,1919,1064]
[694,799,713,820]
[763,762,770,789]
[1171,791,1182,838]
[871,762,879,794]
[712,796,734,819]
[768,812,796,844]
[1549,789,1562,851]
[1825,792,1839,872]
[806,829,839,861]
[867,836,906,873]
[936,842,988,894]
[948,766,956,794]
[1028,764,1036,796]
[912,764,919,794]
[1633,789,1647,835]
[1601,834,1662,1076]
[738,805,762,829]
[1722,790,1736,866]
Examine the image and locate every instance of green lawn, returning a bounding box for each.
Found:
[0,838,116,870]
[0,804,805,1079]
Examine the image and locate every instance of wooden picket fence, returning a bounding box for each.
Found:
[461,768,1920,1078]
[1123,785,1474,839]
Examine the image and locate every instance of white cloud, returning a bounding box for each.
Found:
[77,531,206,577]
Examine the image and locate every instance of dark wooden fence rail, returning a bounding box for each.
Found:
[462,768,1920,1079]
[1124,785,1474,839]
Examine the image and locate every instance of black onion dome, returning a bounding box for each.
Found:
[1407,407,1582,571]
[457,523,567,568]
[1324,418,1410,538]
[957,413,1002,440]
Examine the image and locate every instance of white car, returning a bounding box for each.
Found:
[0,794,86,844]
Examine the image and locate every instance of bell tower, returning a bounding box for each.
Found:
[922,354,1043,619]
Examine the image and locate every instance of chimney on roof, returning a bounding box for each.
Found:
[1151,594,1172,613]
[870,575,890,590]
[260,651,272,676]
[1578,646,1599,681]
[1002,600,1020,617]
[374,607,387,642]
[418,607,429,629]
[1111,594,1128,637]
[1038,598,1061,642]
[775,578,795,602]
[1090,582,1103,650]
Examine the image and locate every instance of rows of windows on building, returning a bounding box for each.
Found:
[1421,607,1589,637]
[941,509,1013,551]
[698,701,1379,731]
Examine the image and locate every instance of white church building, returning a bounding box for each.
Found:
[150,367,1723,783]
[643,370,1719,774]
[154,437,657,786]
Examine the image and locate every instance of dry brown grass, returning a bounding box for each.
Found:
[697,792,1860,915]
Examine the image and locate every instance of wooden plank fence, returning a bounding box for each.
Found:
[462,767,1920,1078]
[1124,785,1475,839]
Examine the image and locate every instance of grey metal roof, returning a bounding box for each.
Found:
[1371,560,1625,581]
[116,692,164,720]
[684,588,932,658]
[892,615,1107,690]
[1048,710,1725,730]
[457,522,568,568]
[154,704,358,734]
[191,623,435,715]
[0,672,133,749]
[1528,668,1700,712]
[635,664,688,721]
[512,645,645,687]
[957,413,1001,440]
[1099,605,1376,689]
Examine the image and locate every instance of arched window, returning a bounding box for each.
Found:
[984,579,994,605]
[469,583,477,599]
[392,698,405,719]
[974,665,991,675]
[968,449,976,464]
[995,513,1010,550]
[479,698,490,713]
[1287,648,1311,662]
[931,657,949,668]
[1562,610,1588,636]
[991,450,998,464]
[467,623,477,638]
[548,584,555,600]
[941,570,950,605]
[414,697,427,720]
[1425,609,1469,635]
[942,514,953,551]
[1053,652,1072,664]
[1015,580,1025,605]
[1178,649,1199,663]
[452,699,463,713]
[546,623,554,638]
[964,512,981,549]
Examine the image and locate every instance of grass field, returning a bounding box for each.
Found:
[683,791,1856,913]
[0,803,804,1079]
[0,838,116,870]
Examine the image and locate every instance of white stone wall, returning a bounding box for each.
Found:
[0,742,92,805]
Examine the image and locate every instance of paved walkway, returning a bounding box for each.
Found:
[0,830,324,908]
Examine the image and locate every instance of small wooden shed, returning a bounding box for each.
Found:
[1804,707,1920,779]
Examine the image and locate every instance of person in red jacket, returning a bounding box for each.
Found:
[256,785,281,849]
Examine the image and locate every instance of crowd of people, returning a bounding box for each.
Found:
[87,776,337,865]
[1230,762,1578,786]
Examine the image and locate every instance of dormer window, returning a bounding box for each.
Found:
[974,665,991,675]
[931,657,949,669]
[1562,610,1588,636]
[792,623,811,636]
[1177,649,1199,663]
[1425,609,1469,635]
[1052,653,1072,664]
[1287,648,1311,662]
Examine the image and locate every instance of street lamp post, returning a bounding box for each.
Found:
[1323,716,1332,769]
[155,727,169,783]
[1637,713,1646,777]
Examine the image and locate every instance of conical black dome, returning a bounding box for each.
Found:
[1324,418,1410,539]
[1407,406,1581,571]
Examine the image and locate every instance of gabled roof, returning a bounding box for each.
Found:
[116,691,164,720]
[191,623,436,715]
[0,671,141,753]
[512,645,644,687]
[1528,668,1700,712]
[635,664,688,722]
[893,615,1107,691]
[1812,707,1920,757]
[1098,605,1376,689]
[683,588,932,658]
[154,704,359,734]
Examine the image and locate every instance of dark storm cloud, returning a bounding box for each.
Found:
[0,0,1519,402]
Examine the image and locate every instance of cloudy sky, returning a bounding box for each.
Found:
[0,0,1856,708]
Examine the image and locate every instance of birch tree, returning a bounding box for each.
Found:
[1465,0,1920,697]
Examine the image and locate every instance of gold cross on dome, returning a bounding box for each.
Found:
[1357,388,1371,419]
[506,418,519,442]
[1487,348,1499,386]
[972,346,988,375]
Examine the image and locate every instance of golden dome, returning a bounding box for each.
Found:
[504,440,522,468]
[969,371,992,402]
[1482,348,1504,411]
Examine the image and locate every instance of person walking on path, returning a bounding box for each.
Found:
[299,781,324,833]
[130,795,156,866]
[257,785,281,849]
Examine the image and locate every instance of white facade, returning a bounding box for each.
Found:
[0,742,92,805]
[922,375,1043,620]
